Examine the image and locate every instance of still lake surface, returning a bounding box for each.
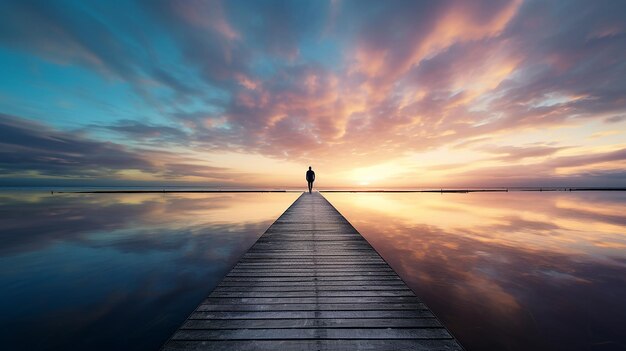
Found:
[326,192,626,351]
[1,190,625,350]
[0,191,299,350]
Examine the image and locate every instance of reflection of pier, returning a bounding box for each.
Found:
[162,192,463,350]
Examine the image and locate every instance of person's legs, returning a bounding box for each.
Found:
[308,181,312,193]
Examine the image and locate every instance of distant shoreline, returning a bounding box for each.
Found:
[50,187,626,194]
[58,190,295,193]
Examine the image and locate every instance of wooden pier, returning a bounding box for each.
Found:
[162,192,463,350]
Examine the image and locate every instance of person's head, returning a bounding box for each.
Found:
[308,166,312,170]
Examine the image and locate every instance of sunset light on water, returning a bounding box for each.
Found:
[327,192,626,350]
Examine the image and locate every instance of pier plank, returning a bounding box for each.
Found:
[182,318,441,329]
[189,310,436,320]
[163,340,462,351]
[172,327,451,340]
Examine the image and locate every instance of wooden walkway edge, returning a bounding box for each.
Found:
[162,192,463,351]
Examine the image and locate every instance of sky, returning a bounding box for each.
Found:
[0,0,625,188]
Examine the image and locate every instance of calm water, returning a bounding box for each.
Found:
[326,192,626,351]
[0,191,299,350]
[1,191,625,350]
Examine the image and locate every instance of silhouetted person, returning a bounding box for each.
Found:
[306,166,315,193]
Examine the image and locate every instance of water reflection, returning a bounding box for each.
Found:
[326,192,626,351]
[0,191,298,351]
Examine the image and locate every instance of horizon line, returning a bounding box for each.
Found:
[37,187,626,194]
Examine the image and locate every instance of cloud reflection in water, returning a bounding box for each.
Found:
[326,192,626,350]
[0,191,298,351]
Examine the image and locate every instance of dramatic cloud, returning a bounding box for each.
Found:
[478,144,568,162]
[0,114,154,177]
[0,0,625,186]
[0,114,242,183]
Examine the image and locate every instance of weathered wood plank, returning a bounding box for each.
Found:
[234,261,387,266]
[163,340,462,351]
[225,272,399,277]
[203,296,421,304]
[221,275,403,282]
[241,253,383,257]
[227,271,396,276]
[237,258,385,262]
[248,249,374,252]
[258,236,364,240]
[182,318,441,329]
[217,280,407,287]
[211,285,413,296]
[234,262,389,267]
[172,328,452,340]
[209,290,416,297]
[189,309,436,320]
[230,265,395,270]
[195,303,427,312]
[252,242,371,247]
